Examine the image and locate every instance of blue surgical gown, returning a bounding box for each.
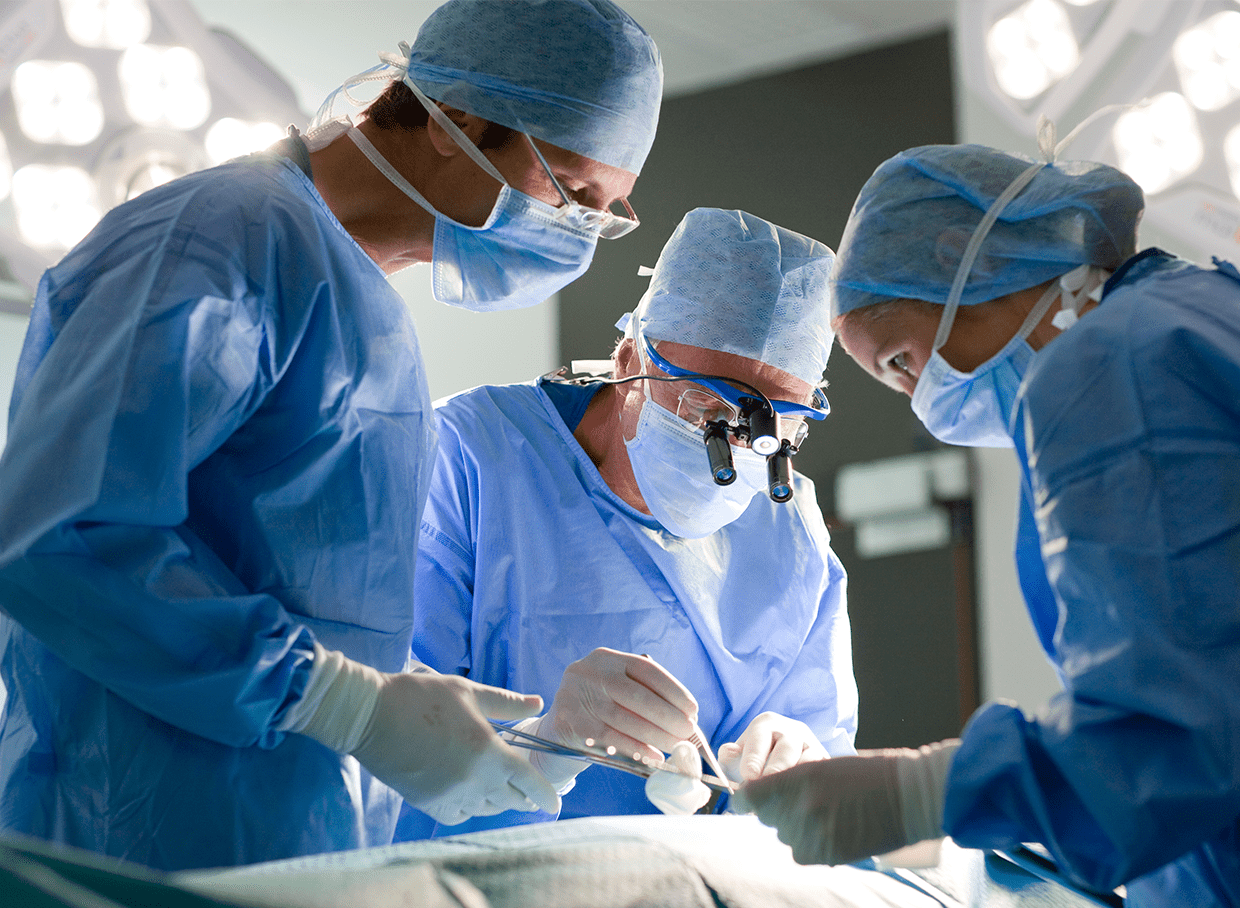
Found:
[400,378,857,839]
[942,250,1240,907]
[0,150,436,870]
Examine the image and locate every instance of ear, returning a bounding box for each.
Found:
[614,337,639,379]
[425,104,490,158]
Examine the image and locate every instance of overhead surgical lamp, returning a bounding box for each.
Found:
[959,0,1240,262]
[0,0,306,313]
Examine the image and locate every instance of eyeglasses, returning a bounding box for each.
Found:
[523,133,639,239]
[674,387,810,451]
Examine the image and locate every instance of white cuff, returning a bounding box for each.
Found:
[896,739,961,845]
[282,642,383,755]
[508,716,581,794]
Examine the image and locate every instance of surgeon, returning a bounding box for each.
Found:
[0,0,662,872]
[399,207,858,840]
[732,133,1240,907]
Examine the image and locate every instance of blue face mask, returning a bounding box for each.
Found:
[911,280,1061,448]
[344,82,598,312]
[625,396,768,538]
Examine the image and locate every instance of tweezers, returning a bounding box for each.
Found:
[490,720,735,794]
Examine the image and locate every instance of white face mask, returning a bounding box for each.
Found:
[624,396,768,538]
[911,280,1060,448]
[911,264,1108,447]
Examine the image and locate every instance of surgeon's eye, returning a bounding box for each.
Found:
[889,352,914,378]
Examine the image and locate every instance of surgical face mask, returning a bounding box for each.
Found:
[343,83,599,312]
[911,280,1061,448]
[625,394,768,538]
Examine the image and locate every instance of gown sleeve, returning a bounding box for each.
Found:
[943,275,1240,891]
[0,187,316,750]
[411,409,478,677]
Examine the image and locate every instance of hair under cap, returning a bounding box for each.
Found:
[618,208,835,386]
[830,144,1144,319]
[403,0,662,175]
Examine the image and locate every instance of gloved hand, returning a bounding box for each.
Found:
[718,711,828,783]
[731,739,961,865]
[645,740,712,815]
[531,648,699,786]
[289,644,562,826]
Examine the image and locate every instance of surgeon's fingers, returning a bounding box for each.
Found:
[604,683,696,753]
[735,722,776,781]
[760,730,821,777]
[506,764,562,815]
[576,702,671,764]
[623,651,699,720]
[469,681,545,723]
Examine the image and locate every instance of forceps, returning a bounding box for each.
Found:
[490,720,735,794]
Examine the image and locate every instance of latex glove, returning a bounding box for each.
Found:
[289,645,561,826]
[645,740,712,815]
[718,712,829,783]
[731,739,960,865]
[531,648,698,786]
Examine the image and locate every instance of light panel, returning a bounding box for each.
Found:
[986,0,1079,101]
[60,0,151,49]
[119,44,210,130]
[12,164,100,250]
[1173,11,1240,113]
[1112,92,1204,196]
[12,59,105,146]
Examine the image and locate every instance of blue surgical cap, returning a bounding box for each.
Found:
[618,208,836,386]
[404,0,662,175]
[831,144,1144,319]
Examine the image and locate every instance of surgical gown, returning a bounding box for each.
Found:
[942,250,1240,907]
[0,149,436,870]
[400,378,857,839]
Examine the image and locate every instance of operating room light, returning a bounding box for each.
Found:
[1173,11,1240,113]
[119,44,210,130]
[12,165,101,251]
[205,118,285,165]
[12,59,105,146]
[60,0,151,49]
[986,0,1079,101]
[1112,92,1204,196]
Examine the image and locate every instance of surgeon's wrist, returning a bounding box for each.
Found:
[510,716,584,792]
[284,642,384,755]
[895,739,961,845]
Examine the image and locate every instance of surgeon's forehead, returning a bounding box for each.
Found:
[652,339,814,404]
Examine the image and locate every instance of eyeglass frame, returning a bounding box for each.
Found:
[637,335,827,452]
[641,336,830,421]
[522,133,639,239]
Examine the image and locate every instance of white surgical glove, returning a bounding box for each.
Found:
[285,644,562,826]
[532,648,699,785]
[718,712,829,783]
[731,739,961,865]
[645,740,712,815]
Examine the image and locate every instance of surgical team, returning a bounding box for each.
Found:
[0,1,1235,906]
